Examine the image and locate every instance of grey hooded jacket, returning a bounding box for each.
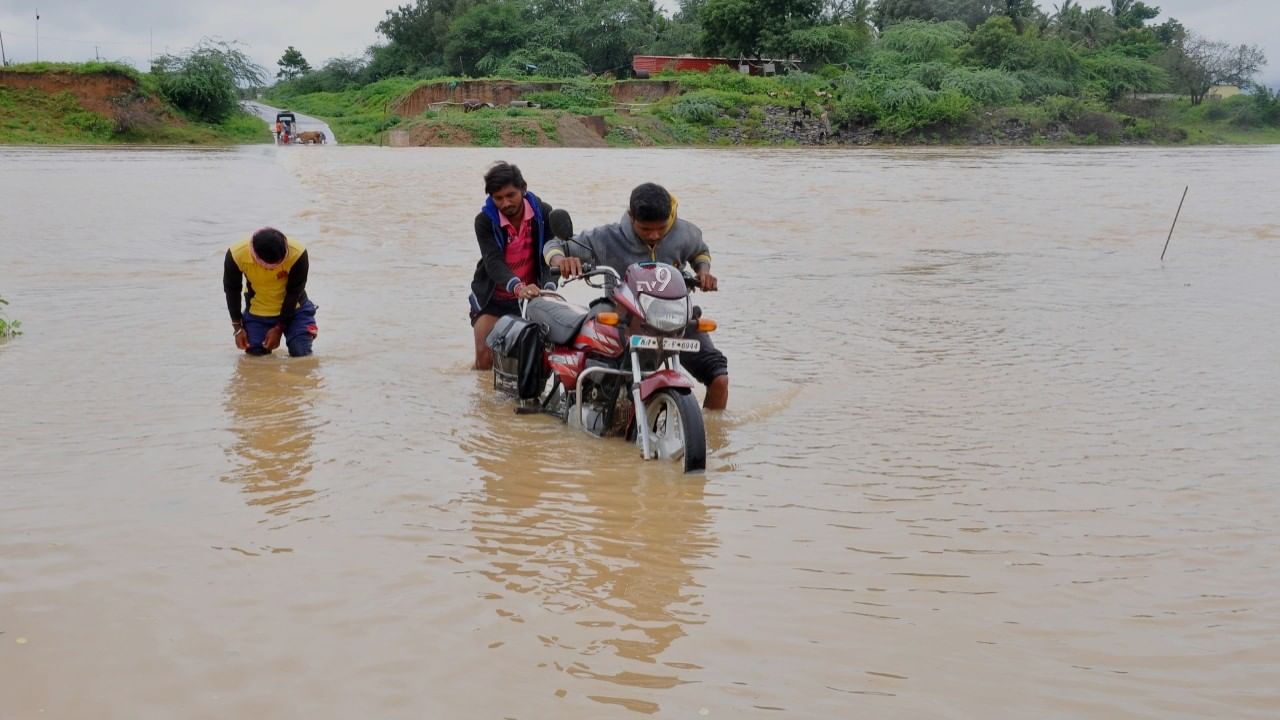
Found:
[543,213,712,274]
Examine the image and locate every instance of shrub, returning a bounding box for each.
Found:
[1124,117,1156,140]
[526,79,609,112]
[1038,94,1105,124]
[832,78,973,135]
[1013,71,1076,100]
[110,94,159,135]
[154,42,265,123]
[1071,110,1122,141]
[497,47,587,79]
[879,79,934,113]
[880,20,969,64]
[941,69,1023,106]
[908,62,952,91]
[830,89,882,128]
[662,65,773,95]
[1083,52,1167,101]
[673,98,720,124]
[0,297,21,338]
[863,51,912,80]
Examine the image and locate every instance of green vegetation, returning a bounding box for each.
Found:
[265,77,418,144]
[0,88,113,143]
[152,41,267,123]
[0,83,267,145]
[0,297,21,339]
[5,2,1274,148]
[0,61,142,80]
[1,50,270,145]
[259,0,1274,147]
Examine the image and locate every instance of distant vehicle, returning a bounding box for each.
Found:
[275,111,298,144]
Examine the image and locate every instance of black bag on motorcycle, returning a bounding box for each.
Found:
[485,315,547,400]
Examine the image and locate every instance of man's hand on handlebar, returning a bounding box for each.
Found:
[696,269,719,292]
[554,256,585,279]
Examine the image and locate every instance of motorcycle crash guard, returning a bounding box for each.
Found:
[486,314,547,400]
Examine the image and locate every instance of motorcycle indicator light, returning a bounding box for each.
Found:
[597,312,620,326]
[697,318,717,333]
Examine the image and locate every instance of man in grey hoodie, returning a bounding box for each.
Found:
[545,183,729,410]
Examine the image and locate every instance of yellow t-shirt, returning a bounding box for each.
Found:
[229,237,307,317]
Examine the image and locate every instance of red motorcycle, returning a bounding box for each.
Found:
[486,213,716,473]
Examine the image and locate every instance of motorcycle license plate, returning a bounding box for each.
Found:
[662,338,700,352]
[629,335,700,352]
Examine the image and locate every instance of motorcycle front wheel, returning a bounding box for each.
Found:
[642,389,707,473]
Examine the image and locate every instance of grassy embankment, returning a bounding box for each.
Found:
[266,68,1280,148]
[0,62,267,145]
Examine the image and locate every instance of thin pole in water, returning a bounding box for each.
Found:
[1161,185,1189,262]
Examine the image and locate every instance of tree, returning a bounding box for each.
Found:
[377,0,467,69]
[570,0,663,73]
[1052,3,1117,48]
[780,22,871,63]
[520,0,662,74]
[965,15,1022,67]
[700,0,825,57]
[873,0,1000,30]
[1084,51,1167,99]
[153,40,266,123]
[1109,0,1160,31]
[277,46,312,80]
[1002,0,1037,33]
[497,46,587,77]
[1152,17,1185,46]
[443,2,528,75]
[1161,33,1267,104]
[647,13,703,55]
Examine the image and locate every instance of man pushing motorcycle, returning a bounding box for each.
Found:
[545,183,729,410]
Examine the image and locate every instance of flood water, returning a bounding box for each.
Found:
[2,144,1279,719]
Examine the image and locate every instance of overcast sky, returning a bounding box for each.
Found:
[1,1,1276,87]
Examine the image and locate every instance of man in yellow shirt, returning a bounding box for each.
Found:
[223,228,318,357]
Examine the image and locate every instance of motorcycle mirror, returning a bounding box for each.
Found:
[548,208,574,241]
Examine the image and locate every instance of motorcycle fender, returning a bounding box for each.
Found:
[638,370,694,402]
[548,350,585,391]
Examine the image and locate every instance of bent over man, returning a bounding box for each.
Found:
[223,227,318,357]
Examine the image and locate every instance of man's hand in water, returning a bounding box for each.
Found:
[264,324,284,351]
[555,256,584,279]
[697,269,719,292]
[233,323,249,350]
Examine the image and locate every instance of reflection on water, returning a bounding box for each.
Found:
[222,357,324,516]
[462,403,716,714]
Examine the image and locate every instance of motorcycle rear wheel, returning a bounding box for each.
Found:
[642,389,706,473]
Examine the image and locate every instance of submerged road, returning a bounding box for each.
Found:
[245,100,338,145]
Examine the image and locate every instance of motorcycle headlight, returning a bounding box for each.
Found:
[638,295,689,333]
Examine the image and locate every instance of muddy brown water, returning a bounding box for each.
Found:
[2,145,1279,719]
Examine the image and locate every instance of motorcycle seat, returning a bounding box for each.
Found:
[526,297,590,345]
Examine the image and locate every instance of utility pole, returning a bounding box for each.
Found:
[95,45,100,61]
[149,28,153,67]
[35,10,39,62]
[0,29,8,66]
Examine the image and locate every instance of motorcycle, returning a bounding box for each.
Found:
[485,209,716,473]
